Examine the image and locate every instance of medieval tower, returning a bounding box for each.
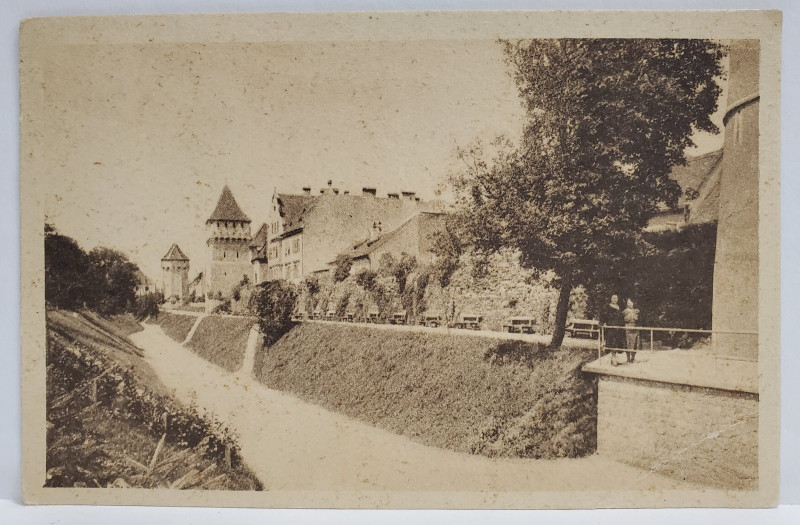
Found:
[204,184,252,299]
[161,243,190,303]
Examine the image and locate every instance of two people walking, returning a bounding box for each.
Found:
[600,294,640,366]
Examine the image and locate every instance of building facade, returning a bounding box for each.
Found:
[346,211,449,272]
[266,182,439,283]
[161,243,190,303]
[204,185,252,298]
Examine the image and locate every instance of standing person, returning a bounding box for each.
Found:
[600,294,626,365]
[623,298,640,364]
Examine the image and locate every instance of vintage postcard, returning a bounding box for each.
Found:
[20,11,781,508]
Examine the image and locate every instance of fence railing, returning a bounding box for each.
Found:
[598,325,759,359]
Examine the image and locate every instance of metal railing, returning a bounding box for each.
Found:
[598,325,759,359]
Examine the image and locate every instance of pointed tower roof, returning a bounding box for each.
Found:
[161,243,189,262]
[207,184,251,223]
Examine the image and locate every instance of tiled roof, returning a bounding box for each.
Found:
[249,223,268,248]
[347,211,449,261]
[161,243,189,261]
[277,194,317,230]
[249,224,269,261]
[207,184,251,223]
[669,150,724,207]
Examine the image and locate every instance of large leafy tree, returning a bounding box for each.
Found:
[452,39,725,348]
[86,247,141,315]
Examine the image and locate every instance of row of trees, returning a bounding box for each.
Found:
[44,224,157,317]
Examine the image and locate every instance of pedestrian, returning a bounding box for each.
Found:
[623,298,640,363]
[600,294,626,366]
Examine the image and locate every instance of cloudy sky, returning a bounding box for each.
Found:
[38,39,726,279]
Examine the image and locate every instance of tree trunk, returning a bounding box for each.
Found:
[549,278,572,349]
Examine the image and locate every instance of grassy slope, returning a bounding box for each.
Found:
[48,309,170,397]
[186,316,254,373]
[46,309,262,490]
[255,323,598,459]
[155,312,199,344]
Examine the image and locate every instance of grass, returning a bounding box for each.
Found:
[186,316,255,373]
[47,309,169,397]
[155,312,199,344]
[255,323,598,459]
[46,308,263,490]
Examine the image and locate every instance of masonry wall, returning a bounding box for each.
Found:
[597,376,758,489]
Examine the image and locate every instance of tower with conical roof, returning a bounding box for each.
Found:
[161,243,190,303]
[204,184,252,299]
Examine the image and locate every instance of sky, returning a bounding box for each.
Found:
[38,39,727,280]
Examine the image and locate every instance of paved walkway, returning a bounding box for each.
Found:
[307,319,600,350]
[130,323,692,492]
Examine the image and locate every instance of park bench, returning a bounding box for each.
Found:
[324,310,337,321]
[290,312,305,323]
[453,314,483,330]
[423,314,443,327]
[566,318,600,339]
[342,311,355,323]
[390,310,407,325]
[502,316,537,334]
[366,310,380,324]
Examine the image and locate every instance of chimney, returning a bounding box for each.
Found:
[369,221,383,240]
[387,192,399,200]
[401,191,416,201]
[302,186,311,195]
[362,187,377,197]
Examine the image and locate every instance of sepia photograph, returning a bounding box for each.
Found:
[18,10,781,509]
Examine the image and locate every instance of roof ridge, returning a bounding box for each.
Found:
[207,184,251,223]
[162,243,189,261]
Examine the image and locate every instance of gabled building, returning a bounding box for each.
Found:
[204,184,252,298]
[266,181,441,283]
[345,211,450,273]
[645,149,723,232]
[249,223,269,284]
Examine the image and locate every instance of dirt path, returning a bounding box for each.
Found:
[130,323,692,492]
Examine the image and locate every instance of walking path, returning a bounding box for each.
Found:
[307,319,599,350]
[130,323,692,493]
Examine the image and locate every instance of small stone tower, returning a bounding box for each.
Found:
[161,243,190,303]
[204,184,252,299]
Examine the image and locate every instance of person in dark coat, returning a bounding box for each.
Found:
[600,294,626,364]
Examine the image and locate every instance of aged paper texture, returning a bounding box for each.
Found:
[20,10,781,508]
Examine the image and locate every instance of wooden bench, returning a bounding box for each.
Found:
[324,310,337,321]
[566,319,600,339]
[342,312,355,323]
[423,314,443,327]
[366,310,380,324]
[454,314,483,330]
[390,311,407,325]
[503,316,537,334]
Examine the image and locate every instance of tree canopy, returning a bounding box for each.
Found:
[45,224,145,315]
[451,39,725,347]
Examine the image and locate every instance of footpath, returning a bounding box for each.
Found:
[130,323,691,494]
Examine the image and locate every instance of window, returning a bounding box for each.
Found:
[293,238,300,253]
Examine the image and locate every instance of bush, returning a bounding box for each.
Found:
[354,269,378,292]
[249,280,298,345]
[332,254,352,283]
[135,292,162,319]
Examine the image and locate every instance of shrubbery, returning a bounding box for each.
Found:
[249,280,298,345]
[47,328,247,473]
